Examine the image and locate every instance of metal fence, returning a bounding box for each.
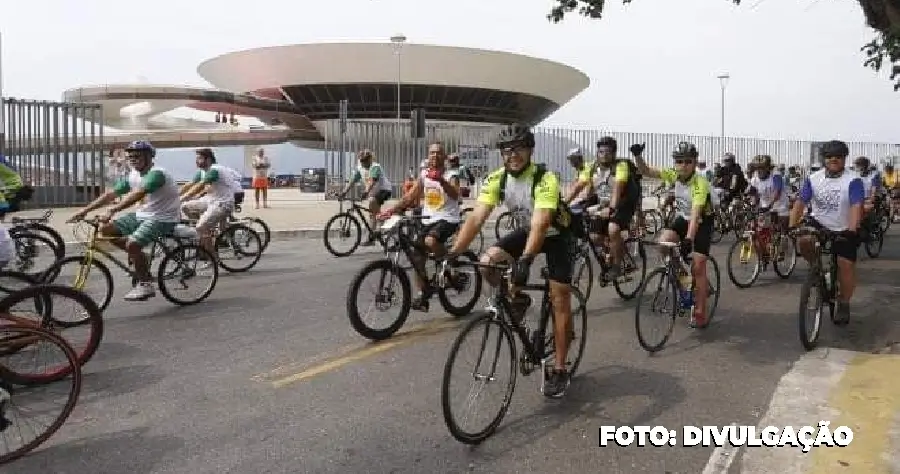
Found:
[321,119,900,198]
[0,98,106,207]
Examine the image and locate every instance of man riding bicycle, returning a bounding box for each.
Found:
[180,148,242,258]
[68,140,181,301]
[746,155,790,257]
[448,124,575,398]
[633,141,715,328]
[789,140,864,324]
[379,143,462,312]
[564,136,642,280]
[339,149,393,246]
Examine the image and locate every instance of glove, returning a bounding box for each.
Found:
[512,255,534,286]
[629,143,646,156]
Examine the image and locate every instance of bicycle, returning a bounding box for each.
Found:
[227,202,271,252]
[634,240,722,352]
[493,207,529,240]
[570,204,647,302]
[795,226,852,350]
[8,209,65,260]
[440,259,587,444]
[45,217,218,309]
[641,186,674,237]
[167,219,264,273]
[345,214,483,341]
[0,321,81,465]
[726,210,797,288]
[323,198,386,257]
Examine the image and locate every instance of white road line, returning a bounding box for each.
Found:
[701,422,739,474]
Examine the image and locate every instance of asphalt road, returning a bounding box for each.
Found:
[6,229,900,474]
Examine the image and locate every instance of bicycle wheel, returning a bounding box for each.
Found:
[705,256,722,323]
[537,286,588,378]
[242,217,271,251]
[346,259,411,341]
[614,238,646,300]
[643,210,661,236]
[216,224,263,273]
[634,268,678,353]
[157,243,218,305]
[864,228,883,258]
[0,324,81,465]
[798,271,824,351]
[10,232,60,280]
[441,314,517,445]
[437,252,483,317]
[570,243,594,301]
[773,234,798,279]
[323,212,362,257]
[0,284,103,383]
[43,256,114,313]
[726,237,760,288]
[12,223,66,260]
[494,211,515,240]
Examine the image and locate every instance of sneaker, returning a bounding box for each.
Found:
[543,368,570,399]
[124,282,156,301]
[834,301,851,326]
[688,310,708,329]
[411,292,430,312]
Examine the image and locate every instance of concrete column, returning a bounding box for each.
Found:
[242,145,256,177]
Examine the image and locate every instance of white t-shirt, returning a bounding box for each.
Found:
[420,169,461,224]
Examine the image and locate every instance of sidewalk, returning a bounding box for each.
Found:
[25,189,662,241]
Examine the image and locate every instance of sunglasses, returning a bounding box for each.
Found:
[501,146,528,157]
[674,159,694,165]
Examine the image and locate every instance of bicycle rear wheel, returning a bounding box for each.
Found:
[614,238,646,300]
[0,324,81,465]
[157,244,219,305]
[537,286,588,378]
[635,268,678,353]
[242,217,271,251]
[216,224,263,272]
[441,314,517,445]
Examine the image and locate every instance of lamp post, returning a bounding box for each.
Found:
[717,73,730,144]
[390,34,406,127]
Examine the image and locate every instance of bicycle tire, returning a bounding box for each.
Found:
[243,217,271,251]
[537,286,588,378]
[0,324,81,465]
[157,243,218,306]
[441,314,517,445]
[10,232,61,280]
[798,271,824,351]
[864,229,883,258]
[726,238,761,289]
[772,234,798,279]
[216,224,263,273]
[494,211,514,240]
[346,259,411,341]
[634,267,678,353]
[0,284,103,384]
[43,256,114,313]
[323,212,362,257]
[571,243,594,301]
[705,255,722,323]
[12,223,66,260]
[614,238,646,301]
[437,251,483,317]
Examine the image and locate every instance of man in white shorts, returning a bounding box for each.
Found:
[180,148,241,256]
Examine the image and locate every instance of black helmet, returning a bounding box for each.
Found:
[854,156,870,168]
[723,152,736,163]
[753,154,773,169]
[596,136,618,153]
[497,123,535,149]
[819,140,849,159]
[672,142,699,159]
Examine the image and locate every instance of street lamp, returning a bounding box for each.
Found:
[717,73,730,143]
[390,34,407,127]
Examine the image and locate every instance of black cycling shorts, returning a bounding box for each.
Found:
[422,219,459,243]
[806,218,858,262]
[492,228,573,284]
[373,189,392,205]
[668,215,714,256]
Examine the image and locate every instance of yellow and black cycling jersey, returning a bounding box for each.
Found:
[577,159,641,202]
[659,168,713,220]
[478,163,571,234]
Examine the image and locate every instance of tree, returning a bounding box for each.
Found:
[548,0,900,90]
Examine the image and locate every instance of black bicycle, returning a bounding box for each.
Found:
[441,259,587,444]
[346,214,483,341]
[323,198,385,257]
[795,226,852,351]
[9,210,65,260]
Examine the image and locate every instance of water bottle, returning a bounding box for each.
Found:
[678,271,694,309]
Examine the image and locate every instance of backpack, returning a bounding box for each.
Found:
[497,164,574,233]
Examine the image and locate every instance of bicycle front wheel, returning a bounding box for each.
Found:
[798,270,825,351]
[441,314,517,445]
[726,237,760,288]
[634,268,678,353]
[346,259,411,341]
[0,324,81,465]
[323,212,362,257]
[614,238,646,300]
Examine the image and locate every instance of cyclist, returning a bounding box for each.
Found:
[180,148,242,258]
[789,140,864,324]
[747,155,789,257]
[339,149,393,246]
[565,148,596,210]
[720,153,747,206]
[67,140,181,301]
[448,123,575,398]
[378,143,461,311]
[633,141,715,328]
[564,137,642,280]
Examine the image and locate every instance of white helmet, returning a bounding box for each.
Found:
[567,147,583,158]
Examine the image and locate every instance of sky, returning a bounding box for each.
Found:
[1,0,899,179]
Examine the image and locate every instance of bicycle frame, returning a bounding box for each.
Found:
[797,227,839,298]
[73,221,152,286]
[340,199,379,236]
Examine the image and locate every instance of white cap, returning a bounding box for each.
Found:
[567,147,583,158]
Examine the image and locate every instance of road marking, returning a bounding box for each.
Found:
[701,423,739,474]
[808,353,900,473]
[255,317,466,389]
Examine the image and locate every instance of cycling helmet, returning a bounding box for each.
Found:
[819,140,849,159]
[854,156,870,168]
[125,140,156,158]
[497,123,535,149]
[567,147,583,159]
[596,136,617,153]
[723,152,736,163]
[672,142,699,159]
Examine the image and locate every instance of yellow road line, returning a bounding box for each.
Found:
[259,317,466,389]
[809,353,900,473]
